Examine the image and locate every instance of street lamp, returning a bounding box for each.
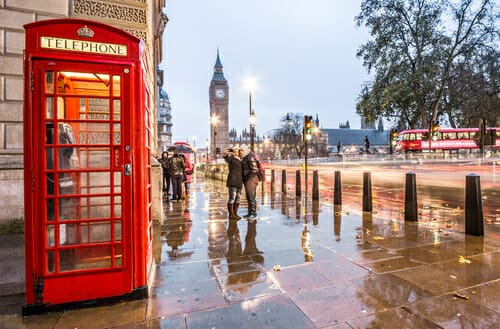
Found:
[210,115,218,161]
[249,110,256,152]
[245,77,257,152]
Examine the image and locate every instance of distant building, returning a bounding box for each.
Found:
[209,50,229,158]
[157,86,173,151]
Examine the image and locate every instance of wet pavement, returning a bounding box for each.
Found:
[1,173,500,328]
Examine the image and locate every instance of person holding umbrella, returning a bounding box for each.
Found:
[168,150,185,202]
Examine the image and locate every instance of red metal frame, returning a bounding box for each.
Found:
[23,19,152,310]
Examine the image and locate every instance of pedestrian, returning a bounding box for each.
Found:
[178,153,193,198]
[183,154,194,198]
[364,136,370,153]
[223,146,243,219]
[168,151,185,202]
[240,144,260,220]
[337,141,342,155]
[158,151,171,198]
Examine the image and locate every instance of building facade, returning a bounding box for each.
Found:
[0,0,167,224]
[157,85,173,151]
[208,50,229,159]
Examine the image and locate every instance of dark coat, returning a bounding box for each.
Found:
[224,154,243,188]
[168,154,185,176]
[241,152,260,182]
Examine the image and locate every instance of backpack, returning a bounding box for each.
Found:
[255,156,264,182]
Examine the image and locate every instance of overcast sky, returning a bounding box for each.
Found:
[160,0,371,145]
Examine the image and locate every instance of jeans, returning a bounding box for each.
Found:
[228,187,242,204]
[244,175,259,215]
[171,174,183,200]
[162,172,170,194]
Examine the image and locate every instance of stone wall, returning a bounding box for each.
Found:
[0,1,68,223]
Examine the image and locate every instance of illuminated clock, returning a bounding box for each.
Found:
[215,89,225,98]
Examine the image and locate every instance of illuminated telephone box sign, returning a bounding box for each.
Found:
[23,19,154,315]
[40,36,127,56]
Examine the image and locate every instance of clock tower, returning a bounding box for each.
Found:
[209,49,229,159]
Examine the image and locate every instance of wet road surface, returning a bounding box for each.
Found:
[1,173,500,328]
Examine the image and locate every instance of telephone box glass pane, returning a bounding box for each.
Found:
[79,196,111,219]
[45,97,54,119]
[112,76,120,97]
[113,123,121,144]
[59,197,77,220]
[58,72,110,97]
[77,98,110,120]
[45,71,54,94]
[78,122,111,144]
[74,147,110,168]
[47,251,55,273]
[60,245,112,271]
[63,222,111,245]
[47,225,55,247]
[114,244,123,266]
[80,172,111,194]
[113,196,121,218]
[114,172,121,193]
[114,221,122,241]
[113,99,121,120]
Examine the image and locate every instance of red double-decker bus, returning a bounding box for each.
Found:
[395,127,499,153]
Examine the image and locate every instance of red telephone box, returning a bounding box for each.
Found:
[23,19,154,314]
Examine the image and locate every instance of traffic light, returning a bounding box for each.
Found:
[304,115,313,141]
[391,129,398,146]
[431,121,440,141]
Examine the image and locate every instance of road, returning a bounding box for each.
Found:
[263,157,500,229]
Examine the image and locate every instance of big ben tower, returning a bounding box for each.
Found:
[209,50,229,159]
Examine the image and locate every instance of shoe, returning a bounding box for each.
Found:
[242,214,251,219]
[247,214,257,221]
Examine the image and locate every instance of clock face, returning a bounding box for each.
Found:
[215,89,225,98]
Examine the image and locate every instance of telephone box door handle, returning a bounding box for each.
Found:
[124,164,132,176]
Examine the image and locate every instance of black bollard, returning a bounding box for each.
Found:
[465,174,484,236]
[312,200,319,225]
[271,169,275,191]
[404,172,418,222]
[282,169,287,194]
[334,170,342,205]
[312,170,319,200]
[362,172,372,212]
[333,204,342,241]
[296,170,301,197]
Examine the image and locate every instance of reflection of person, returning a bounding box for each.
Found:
[223,146,242,219]
[243,221,263,260]
[168,151,185,202]
[226,219,262,293]
[158,151,170,198]
[240,144,259,220]
[364,136,370,153]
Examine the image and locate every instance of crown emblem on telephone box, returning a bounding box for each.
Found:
[77,25,94,38]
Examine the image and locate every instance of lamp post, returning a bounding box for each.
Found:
[210,115,218,161]
[249,110,256,152]
[245,77,257,152]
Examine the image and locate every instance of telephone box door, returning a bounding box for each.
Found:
[28,60,134,305]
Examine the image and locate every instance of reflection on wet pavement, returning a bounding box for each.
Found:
[3,174,500,328]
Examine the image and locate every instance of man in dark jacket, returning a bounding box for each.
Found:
[240,144,260,220]
[223,146,242,219]
[158,151,170,198]
[168,151,185,202]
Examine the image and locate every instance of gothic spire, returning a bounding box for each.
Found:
[212,48,226,81]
